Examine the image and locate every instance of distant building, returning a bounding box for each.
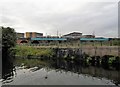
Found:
[62,32,82,39]
[16,33,24,38]
[25,32,43,38]
[82,35,95,38]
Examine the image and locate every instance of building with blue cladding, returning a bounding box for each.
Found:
[80,38,109,41]
[31,38,67,41]
[31,37,109,41]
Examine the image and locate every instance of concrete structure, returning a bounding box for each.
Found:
[25,32,43,38]
[62,32,82,39]
[16,38,28,44]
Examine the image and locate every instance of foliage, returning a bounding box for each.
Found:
[15,46,54,57]
[2,26,16,79]
[2,27,16,48]
[112,40,120,46]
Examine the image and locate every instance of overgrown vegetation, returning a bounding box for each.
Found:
[15,45,54,58]
[111,40,120,46]
[14,46,55,68]
[2,27,16,48]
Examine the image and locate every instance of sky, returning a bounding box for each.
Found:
[0,0,119,38]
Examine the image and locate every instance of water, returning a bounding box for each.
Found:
[1,67,116,85]
[1,58,120,86]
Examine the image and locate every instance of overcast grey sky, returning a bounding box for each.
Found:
[0,0,119,37]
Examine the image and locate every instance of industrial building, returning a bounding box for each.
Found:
[16,31,112,44]
[62,32,82,39]
[25,32,43,38]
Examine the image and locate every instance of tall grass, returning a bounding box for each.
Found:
[15,45,54,57]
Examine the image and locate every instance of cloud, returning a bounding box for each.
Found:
[0,0,118,37]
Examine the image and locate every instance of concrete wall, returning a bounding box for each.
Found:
[81,46,119,56]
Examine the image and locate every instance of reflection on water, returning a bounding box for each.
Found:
[1,67,116,85]
[1,58,120,86]
[49,58,120,86]
[1,48,16,85]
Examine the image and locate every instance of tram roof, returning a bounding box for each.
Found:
[80,38,109,41]
[31,37,67,41]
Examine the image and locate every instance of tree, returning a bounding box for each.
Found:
[2,27,16,48]
[1,26,16,79]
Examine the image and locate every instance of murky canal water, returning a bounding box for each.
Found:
[1,67,117,85]
[1,58,120,86]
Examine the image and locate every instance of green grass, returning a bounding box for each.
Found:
[15,45,54,57]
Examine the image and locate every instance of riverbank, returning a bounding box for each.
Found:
[3,45,120,86]
[15,46,54,58]
[14,45,120,70]
[15,45,119,56]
